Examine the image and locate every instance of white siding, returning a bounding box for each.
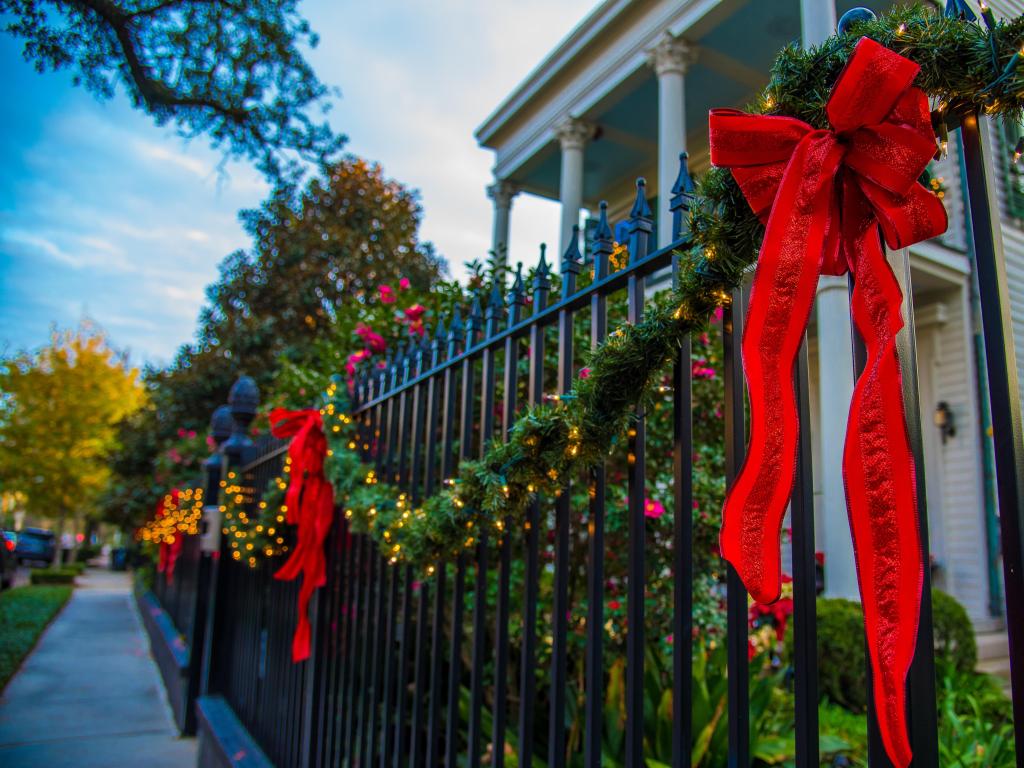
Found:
[915,290,992,622]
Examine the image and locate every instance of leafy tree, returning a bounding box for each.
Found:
[153,156,447,430]
[0,322,145,562]
[1,0,344,178]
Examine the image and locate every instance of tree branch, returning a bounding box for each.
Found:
[64,0,248,122]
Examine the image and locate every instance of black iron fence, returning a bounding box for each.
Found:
[179,115,1024,768]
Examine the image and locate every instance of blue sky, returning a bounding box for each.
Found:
[0,0,594,365]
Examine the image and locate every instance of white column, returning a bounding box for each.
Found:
[801,0,858,599]
[816,277,860,600]
[555,118,592,256]
[487,179,518,264]
[801,0,837,47]
[649,33,695,248]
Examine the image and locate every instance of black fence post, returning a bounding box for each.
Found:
[960,112,1024,753]
[186,404,232,734]
[199,376,259,698]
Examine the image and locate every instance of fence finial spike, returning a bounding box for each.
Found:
[629,177,653,220]
[562,225,583,267]
[435,315,447,339]
[449,306,464,339]
[671,152,697,197]
[537,243,550,276]
[489,278,505,309]
[595,200,613,242]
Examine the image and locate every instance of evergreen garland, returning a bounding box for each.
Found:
[270,4,1023,571]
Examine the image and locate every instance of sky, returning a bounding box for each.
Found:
[0,0,595,365]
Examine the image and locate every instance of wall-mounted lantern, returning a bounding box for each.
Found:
[934,401,956,444]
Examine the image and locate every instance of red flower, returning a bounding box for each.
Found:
[608,600,621,611]
[379,284,396,304]
[346,349,371,376]
[644,497,665,519]
[579,367,591,379]
[404,304,426,322]
[355,323,387,353]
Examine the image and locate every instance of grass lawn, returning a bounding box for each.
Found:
[0,584,73,691]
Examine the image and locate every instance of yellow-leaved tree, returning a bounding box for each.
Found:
[0,322,145,564]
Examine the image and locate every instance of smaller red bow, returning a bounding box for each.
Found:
[156,489,182,585]
[270,408,335,662]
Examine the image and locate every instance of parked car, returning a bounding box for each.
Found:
[13,527,56,566]
[0,530,16,589]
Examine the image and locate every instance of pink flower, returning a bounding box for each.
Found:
[379,284,396,304]
[692,359,716,379]
[404,304,426,322]
[376,360,387,369]
[206,435,216,449]
[355,324,387,353]
[644,497,665,519]
[177,428,187,438]
[346,349,371,376]
[399,277,411,290]
[187,430,197,439]
[713,306,724,322]
[579,367,591,379]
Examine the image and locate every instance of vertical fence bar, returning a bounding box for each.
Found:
[891,245,940,765]
[625,180,652,768]
[357,551,379,763]
[469,283,503,765]
[493,267,525,768]
[424,321,447,767]
[549,228,582,768]
[585,205,612,768]
[409,337,431,768]
[669,155,695,766]
[790,342,819,768]
[723,285,749,768]
[519,246,551,767]
[380,557,399,768]
[392,564,414,768]
[960,114,1024,750]
[366,544,389,767]
[410,579,431,768]
[444,310,467,768]
[342,536,366,763]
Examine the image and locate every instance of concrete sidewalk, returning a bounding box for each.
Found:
[0,569,197,767]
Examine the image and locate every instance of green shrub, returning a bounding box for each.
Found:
[0,585,73,689]
[29,569,77,585]
[931,588,977,672]
[76,544,101,562]
[811,597,868,712]
[63,562,87,575]
[803,589,978,715]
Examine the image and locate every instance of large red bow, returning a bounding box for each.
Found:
[270,408,335,662]
[710,38,946,768]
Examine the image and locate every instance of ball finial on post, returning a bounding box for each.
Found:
[837,7,877,35]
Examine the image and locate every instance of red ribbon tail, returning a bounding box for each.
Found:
[720,133,842,604]
[843,224,921,768]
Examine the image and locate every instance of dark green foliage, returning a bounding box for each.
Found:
[932,588,978,671]
[808,597,869,712]
[0,0,344,179]
[151,157,447,432]
[0,585,72,690]
[29,568,78,585]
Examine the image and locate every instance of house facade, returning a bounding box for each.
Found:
[475,0,1024,635]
